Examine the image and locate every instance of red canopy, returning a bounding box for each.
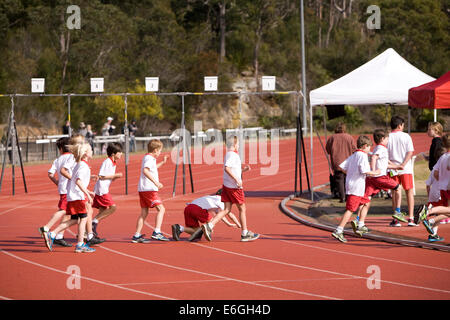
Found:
[408,71,450,109]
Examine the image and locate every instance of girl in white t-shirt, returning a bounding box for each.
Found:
[44,143,96,253]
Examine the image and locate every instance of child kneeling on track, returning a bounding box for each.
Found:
[91,142,123,239]
[172,189,241,241]
[43,142,96,253]
[331,135,380,243]
[132,139,169,243]
[351,129,403,237]
[415,134,450,242]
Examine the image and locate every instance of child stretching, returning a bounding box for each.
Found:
[38,137,74,247]
[43,142,96,253]
[331,135,380,243]
[91,143,123,239]
[172,189,241,241]
[132,139,169,243]
[200,136,259,242]
[351,129,403,236]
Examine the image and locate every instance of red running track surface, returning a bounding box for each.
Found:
[0,134,449,301]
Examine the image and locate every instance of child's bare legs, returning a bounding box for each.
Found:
[135,208,149,235]
[51,218,77,236]
[85,203,94,237]
[405,188,414,220]
[94,205,116,222]
[337,210,354,230]
[358,203,371,226]
[44,210,66,230]
[392,187,402,212]
[154,204,165,231]
[208,203,231,228]
[236,203,248,232]
[77,217,88,244]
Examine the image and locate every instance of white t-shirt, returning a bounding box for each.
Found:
[432,152,450,191]
[48,153,76,195]
[372,144,389,177]
[387,130,414,174]
[67,161,91,201]
[223,151,242,189]
[339,150,371,197]
[138,154,159,192]
[425,170,441,203]
[190,195,224,211]
[94,157,117,196]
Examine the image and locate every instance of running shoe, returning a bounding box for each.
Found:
[171,224,181,241]
[151,231,170,241]
[350,220,358,234]
[407,219,418,227]
[44,232,55,252]
[87,236,105,246]
[241,231,260,242]
[131,234,150,243]
[331,232,347,243]
[392,211,408,223]
[38,226,48,238]
[414,204,428,224]
[422,220,434,235]
[428,234,444,242]
[53,238,73,247]
[75,243,96,253]
[389,219,401,227]
[188,228,203,242]
[201,223,213,241]
[355,225,369,237]
[92,221,98,237]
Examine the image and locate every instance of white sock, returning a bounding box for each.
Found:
[87,233,94,240]
[77,242,84,247]
[358,221,365,228]
[429,218,435,225]
[154,228,161,234]
[432,226,438,236]
[179,225,185,232]
[134,232,141,238]
[49,231,56,238]
[56,233,64,240]
[336,226,344,234]
[93,219,99,224]
[241,229,248,237]
[207,223,213,229]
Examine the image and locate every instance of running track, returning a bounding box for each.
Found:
[0,134,449,303]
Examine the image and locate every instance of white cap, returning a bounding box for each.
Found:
[107,117,113,121]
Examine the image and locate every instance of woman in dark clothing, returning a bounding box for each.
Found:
[423,122,443,171]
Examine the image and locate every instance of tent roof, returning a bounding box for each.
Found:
[309,48,435,107]
[408,71,450,109]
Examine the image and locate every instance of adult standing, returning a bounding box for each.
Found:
[128,120,138,152]
[421,122,443,171]
[101,117,115,154]
[325,122,356,202]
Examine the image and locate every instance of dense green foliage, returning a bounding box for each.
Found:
[0,0,448,135]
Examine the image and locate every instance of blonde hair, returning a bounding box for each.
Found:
[69,134,86,145]
[428,122,443,136]
[68,142,92,162]
[147,139,163,153]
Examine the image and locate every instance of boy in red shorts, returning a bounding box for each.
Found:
[91,142,123,239]
[201,136,259,242]
[132,139,169,243]
[331,135,380,243]
[351,129,403,236]
[171,189,241,241]
[387,116,416,226]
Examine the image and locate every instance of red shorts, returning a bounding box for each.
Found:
[139,191,162,208]
[363,175,399,201]
[184,204,212,228]
[221,185,245,204]
[439,190,450,207]
[92,193,115,209]
[66,199,88,215]
[58,194,68,211]
[428,200,445,208]
[391,173,414,191]
[346,195,364,212]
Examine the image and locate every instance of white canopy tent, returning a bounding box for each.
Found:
[307,48,435,200]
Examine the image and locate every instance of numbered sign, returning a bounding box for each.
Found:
[145,77,159,92]
[262,76,276,91]
[90,78,104,93]
[204,76,218,91]
[31,78,45,93]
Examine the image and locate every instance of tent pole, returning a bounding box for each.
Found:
[434,109,437,122]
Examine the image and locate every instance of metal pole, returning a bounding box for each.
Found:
[68,95,72,137]
[181,94,186,195]
[124,94,129,195]
[300,0,307,133]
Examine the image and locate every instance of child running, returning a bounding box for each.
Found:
[132,139,169,243]
[172,189,241,241]
[331,135,380,243]
[38,137,74,247]
[415,134,450,242]
[43,142,96,253]
[351,129,403,236]
[200,135,259,242]
[91,142,123,239]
